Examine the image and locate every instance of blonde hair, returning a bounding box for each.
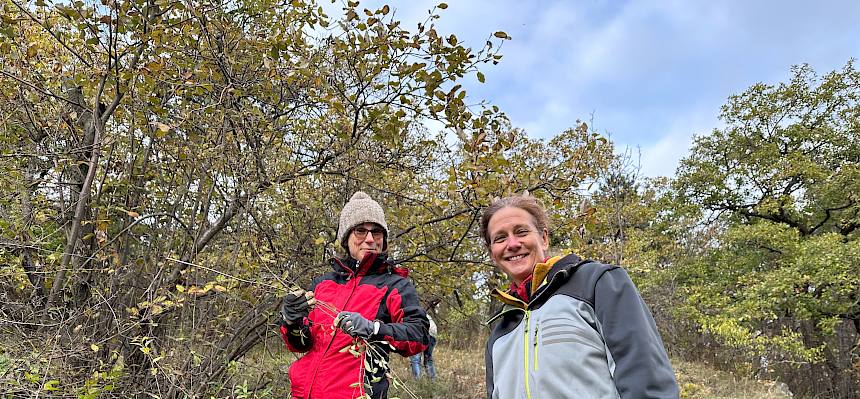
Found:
[479,195,549,247]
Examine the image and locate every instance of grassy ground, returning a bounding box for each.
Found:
[383,346,793,399]
[673,358,793,399]
[387,346,486,399]
[0,328,794,399]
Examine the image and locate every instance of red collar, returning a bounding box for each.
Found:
[507,257,552,302]
[509,274,534,303]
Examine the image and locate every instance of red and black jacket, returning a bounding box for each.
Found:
[280,252,429,399]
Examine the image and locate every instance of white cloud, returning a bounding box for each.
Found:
[321,0,860,180]
[637,131,693,179]
[635,106,720,178]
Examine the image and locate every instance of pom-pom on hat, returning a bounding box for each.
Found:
[337,191,389,251]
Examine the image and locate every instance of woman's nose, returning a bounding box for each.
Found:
[505,236,521,249]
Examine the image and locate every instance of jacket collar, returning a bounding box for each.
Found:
[490,253,587,310]
[332,252,398,277]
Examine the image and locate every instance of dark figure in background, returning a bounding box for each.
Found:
[410,314,438,380]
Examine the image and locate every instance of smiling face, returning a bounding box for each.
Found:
[486,206,549,284]
[347,222,385,261]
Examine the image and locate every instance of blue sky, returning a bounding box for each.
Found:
[347,1,860,177]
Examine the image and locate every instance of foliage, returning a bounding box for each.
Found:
[10,0,855,397]
[0,0,613,396]
[672,62,860,396]
[570,61,860,397]
[677,62,860,238]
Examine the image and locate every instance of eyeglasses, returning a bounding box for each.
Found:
[353,227,385,239]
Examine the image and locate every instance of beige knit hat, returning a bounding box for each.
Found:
[337,191,389,251]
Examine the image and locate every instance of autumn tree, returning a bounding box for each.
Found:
[0,0,507,395]
[0,0,617,396]
[673,62,860,397]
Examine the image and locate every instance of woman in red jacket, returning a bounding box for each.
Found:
[279,191,429,399]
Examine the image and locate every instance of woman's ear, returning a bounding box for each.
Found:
[540,228,549,250]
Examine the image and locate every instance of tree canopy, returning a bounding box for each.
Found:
[0,0,613,396]
[671,62,860,396]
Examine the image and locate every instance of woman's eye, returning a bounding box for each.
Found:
[493,236,506,243]
[515,229,529,236]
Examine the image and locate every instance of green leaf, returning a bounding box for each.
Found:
[44,380,60,391]
[477,71,485,83]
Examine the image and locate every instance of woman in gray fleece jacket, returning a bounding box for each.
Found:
[481,194,679,398]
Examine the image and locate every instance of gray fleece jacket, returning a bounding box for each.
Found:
[485,254,679,399]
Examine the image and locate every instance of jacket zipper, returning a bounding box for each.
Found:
[533,316,539,371]
[487,259,589,399]
[308,263,362,397]
[523,310,532,399]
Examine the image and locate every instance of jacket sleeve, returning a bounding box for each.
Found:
[593,267,679,399]
[485,332,496,399]
[279,319,313,352]
[278,278,322,353]
[371,276,429,357]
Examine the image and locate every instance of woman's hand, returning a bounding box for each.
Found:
[280,290,315,325]
[334,311,379,339]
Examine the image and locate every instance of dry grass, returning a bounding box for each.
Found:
[384,346,795,399]
[229,340,487,399]
[674,358,793,399]
[142,341,799,399]
[1,329,795,399]
[387,345,486,399]
[385,347,793,399]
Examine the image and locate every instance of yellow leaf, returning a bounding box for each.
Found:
[151,121,170,132]
[91,344,100,352]
[493,31,510,39]
[175,284,185,293]
[438,3,448,9]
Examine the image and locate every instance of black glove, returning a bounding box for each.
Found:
[335,311,378,339]
[281,290,314,325]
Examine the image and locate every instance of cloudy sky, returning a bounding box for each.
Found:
[344,1,860,177]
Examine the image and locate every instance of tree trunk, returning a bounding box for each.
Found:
[47,87,102,307]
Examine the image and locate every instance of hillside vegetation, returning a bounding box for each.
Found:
[0,328,790,398]
[1,0,857,397]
